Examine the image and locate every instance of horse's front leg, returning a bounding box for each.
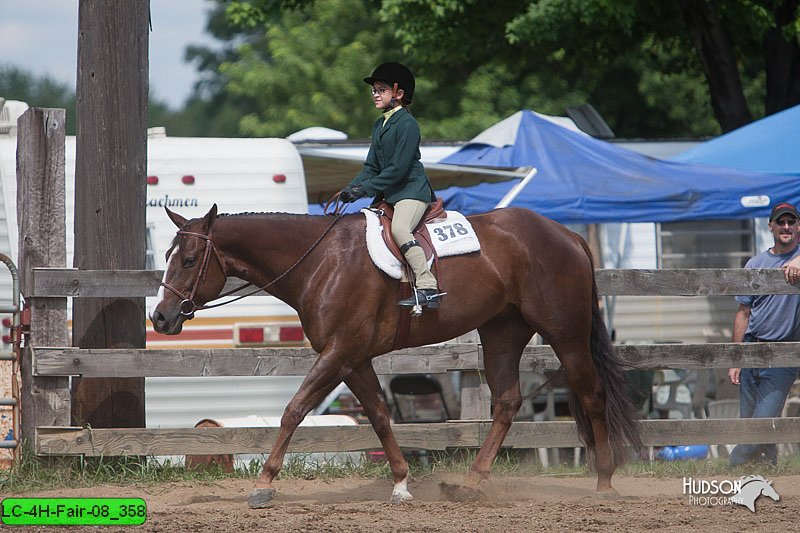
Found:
[345,362,412,503]
[248,355,348,509]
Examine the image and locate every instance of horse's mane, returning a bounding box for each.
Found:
[218,211,312,220]
[217,211,360,222]
[740,475,768,484]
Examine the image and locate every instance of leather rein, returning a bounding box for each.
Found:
[161,201,348,317]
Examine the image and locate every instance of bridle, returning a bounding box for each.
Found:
[160,229,226,317]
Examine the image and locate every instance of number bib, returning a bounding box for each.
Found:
[427,213,479,251]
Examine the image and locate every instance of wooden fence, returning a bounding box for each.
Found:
[16,108,800,459]
[26,268,800,457]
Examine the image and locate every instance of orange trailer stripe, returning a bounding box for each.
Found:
[147,329,232,342]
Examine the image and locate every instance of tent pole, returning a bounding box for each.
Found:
[494,168,538,208]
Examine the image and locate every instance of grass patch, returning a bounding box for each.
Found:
[0,445,248,494]
[3,445,800,493]
[623,453,800,478]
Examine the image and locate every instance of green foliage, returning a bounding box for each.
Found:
[0,64,218,138]
[8,0,796,139]
[220,0,403,137]
[381,0,718,138]
[418,63,588,139]
[0,65,77,135]
[379,0,798,138]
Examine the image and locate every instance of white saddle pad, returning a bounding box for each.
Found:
[362,208,481,280]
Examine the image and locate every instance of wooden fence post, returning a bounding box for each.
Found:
[71,0,149,428]
[460,371,491,420]
[17,108,71,444]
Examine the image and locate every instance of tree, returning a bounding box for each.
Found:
[0,65,77,134]
[218,0,403,137]
[187,0,798,138]
[218,0,726,137]
[0,64,210,137]
[388,0,800,133]
[176,2,267,136]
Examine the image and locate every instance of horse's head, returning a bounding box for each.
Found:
[760,479,780,502]
[149,204,227,335]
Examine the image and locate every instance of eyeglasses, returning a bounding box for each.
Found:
[774,217,798,227]
[370,86,393,96]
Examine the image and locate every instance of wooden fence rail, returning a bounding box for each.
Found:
[25,267,800,458]
[32,267,800,297]
[32,342,800,377]
[36,419,800,457]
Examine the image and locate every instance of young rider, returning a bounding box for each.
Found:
[339,61,440,309]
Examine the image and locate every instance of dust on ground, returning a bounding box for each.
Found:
[4,473,799,532]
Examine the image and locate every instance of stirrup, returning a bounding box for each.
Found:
[398,288,444,311]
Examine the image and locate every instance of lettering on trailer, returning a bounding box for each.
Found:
[146,195,199,208]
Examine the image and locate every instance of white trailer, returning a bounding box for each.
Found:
[0,100,311,428]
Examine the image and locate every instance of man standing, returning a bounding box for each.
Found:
[729,201,800,466]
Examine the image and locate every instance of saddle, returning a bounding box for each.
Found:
[370,197,445,264]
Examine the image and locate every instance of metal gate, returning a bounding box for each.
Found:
[0,253,21,465]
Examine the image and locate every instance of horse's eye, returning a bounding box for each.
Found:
[182,257,197,268]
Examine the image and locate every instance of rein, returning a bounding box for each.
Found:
[161,202,348,316]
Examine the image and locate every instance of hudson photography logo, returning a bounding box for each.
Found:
[682,475,780,512]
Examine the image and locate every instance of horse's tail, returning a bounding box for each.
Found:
[568,240,644,466]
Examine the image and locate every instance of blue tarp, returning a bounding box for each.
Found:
[435,110,800,224]
[672,104,800,175]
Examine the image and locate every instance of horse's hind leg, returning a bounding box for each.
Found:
[549,335,616,492]
[345,362,412,503]
[466,312,531,487]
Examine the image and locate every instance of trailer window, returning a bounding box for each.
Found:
[657,220,755,268]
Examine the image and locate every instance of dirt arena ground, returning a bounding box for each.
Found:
[4,472,799,532]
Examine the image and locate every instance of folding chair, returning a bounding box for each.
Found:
[780,396,800,456]
[390,374,451,423]
[704,399,739,458]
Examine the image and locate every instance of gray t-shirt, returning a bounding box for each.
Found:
[735,245,800,341]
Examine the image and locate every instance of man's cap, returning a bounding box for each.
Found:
[769,202,800,221]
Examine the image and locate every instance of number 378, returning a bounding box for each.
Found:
[433,223,469,241]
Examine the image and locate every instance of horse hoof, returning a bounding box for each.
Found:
[248,488,276,508]
[440,482,482,502]
[389,491,414,504]
[595,489,620,500]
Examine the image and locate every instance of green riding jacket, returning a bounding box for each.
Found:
[349,107,435,205]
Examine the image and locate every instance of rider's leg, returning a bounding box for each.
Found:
[391,199,438,306]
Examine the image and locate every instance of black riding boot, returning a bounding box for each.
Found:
[398,288,440,309]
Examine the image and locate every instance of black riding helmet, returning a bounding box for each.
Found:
[364,61,415,104]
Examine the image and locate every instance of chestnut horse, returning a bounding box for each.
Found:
[150,204,642,508]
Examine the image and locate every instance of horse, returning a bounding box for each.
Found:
[149,203,643,508]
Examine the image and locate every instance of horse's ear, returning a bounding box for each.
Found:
[165,206,187,229]
[201,204,218,232]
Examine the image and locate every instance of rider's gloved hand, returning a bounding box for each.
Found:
[340,184,366,203]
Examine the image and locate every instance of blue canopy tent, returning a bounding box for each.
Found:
[672,104,800,175]
[437,110,800,224]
